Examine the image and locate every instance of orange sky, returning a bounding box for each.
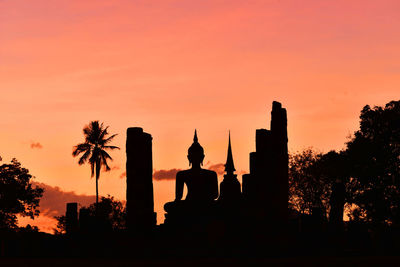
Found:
[1,0,400,233]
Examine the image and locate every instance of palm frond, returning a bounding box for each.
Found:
[90,162,95,178]
[83,124,93,140]
[99,126,109,141]
[72,143,91,157]
[101,154,111,172]
[100,150,113,161]
[78,149,92,165]
[102,134,118,145]
[103,145,120,150]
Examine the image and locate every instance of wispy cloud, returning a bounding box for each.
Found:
[111,165,120,170]
[30,142,43,149]
[153,168,181,181]
[207,163,225,175]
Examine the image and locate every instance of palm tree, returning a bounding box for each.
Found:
[72,121,120,207]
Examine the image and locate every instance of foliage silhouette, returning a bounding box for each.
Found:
[289,148,328,215]
[0,159,43,229]
[53,214,67,235]
[85,195,126,231]
[346,100,400,225]
[54,195,126,234]
[289,149,350,221]
[72,121,120,208]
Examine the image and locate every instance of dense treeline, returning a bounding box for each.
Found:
[289,100,400,227]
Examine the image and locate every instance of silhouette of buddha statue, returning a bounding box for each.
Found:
[164,130,218,220]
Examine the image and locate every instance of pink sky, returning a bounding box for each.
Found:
[1,0,400,232]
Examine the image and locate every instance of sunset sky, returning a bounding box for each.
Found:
[1,0,399,232]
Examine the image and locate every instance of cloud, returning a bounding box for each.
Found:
[153,169,181,180]
[30,142,43,149]
[111,165,120,170]
[32,182,95,217]
[21,182,126,233]
[119,169,181,180]
[208,163,225,175]
[206,162,247,176]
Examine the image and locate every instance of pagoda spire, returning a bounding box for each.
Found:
[219,131,242,204]
[224,131,236,174]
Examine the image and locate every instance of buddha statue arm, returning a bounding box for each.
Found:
[175,172,184,201]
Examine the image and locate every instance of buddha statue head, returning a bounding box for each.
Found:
[188,130,204,167]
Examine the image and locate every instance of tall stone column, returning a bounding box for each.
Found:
[126,127,156,231]
[270,101,288,226]
[329,180,345,232]
[65,202,78,234]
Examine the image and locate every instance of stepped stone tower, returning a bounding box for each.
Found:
[242,101,288,229]
[126,127,156,231]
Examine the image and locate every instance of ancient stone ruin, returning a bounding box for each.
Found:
[126,127,156,231]
[242,101,289,231]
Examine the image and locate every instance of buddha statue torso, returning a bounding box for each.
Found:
[175,168,218,203]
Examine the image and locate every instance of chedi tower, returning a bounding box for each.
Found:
[219,132,242,205]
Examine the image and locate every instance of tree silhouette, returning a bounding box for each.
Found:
[54,195,126,234]
[0,159,43,229]
[72,121,120,207]
[53,214,67,235]
[289,148,329,215]
[346,100,400,225]
[289,149,350,219]
[84,195,126,231]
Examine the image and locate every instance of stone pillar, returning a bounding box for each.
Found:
[242,152,257,202]
[329,181,345,231]
[78,207,90,233]
[126,127,156,231]
[270,101,288,226]
[66,202,78,234]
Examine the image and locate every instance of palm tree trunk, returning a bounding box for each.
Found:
[96,176,99,207]
[95,160,101,212]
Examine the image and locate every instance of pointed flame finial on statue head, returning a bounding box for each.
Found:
[194,129,198,143]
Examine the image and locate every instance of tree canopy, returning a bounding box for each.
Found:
[346,100,400,225]
[289,148,326,214]
[0,159,44,229]
[289,100,400,226]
